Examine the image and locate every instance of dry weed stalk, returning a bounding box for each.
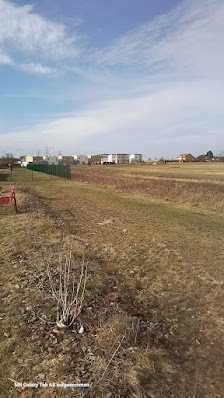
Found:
[99,335,125,382]
[82,335,125,397]
[47,250,87,328]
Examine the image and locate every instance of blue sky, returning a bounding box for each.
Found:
[0,0,223,158]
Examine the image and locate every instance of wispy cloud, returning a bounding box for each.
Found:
[0,0,80,71]
[95,0,224,78]
[0,49,12,64]
[3,79,224,157]
[20,63,57,76]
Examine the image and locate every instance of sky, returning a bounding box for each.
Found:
[0,0,223,159]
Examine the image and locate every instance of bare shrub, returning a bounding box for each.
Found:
[47,250,87,328]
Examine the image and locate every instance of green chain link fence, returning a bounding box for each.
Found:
[27,164,71,179]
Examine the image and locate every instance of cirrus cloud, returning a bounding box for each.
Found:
[0,0,80,70]
[20,62,57,76]
[95,0,224,78]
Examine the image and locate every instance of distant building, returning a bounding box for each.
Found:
[129,154,143,163]
[74,155,88,165]
[101,154,130,164]
[20,155,33,167]
[59,156,75,165]
[44,156,59,165]
[101,154,110,164]
[101,153,142,164]
[33,156,44,164]
[88,155,101,164]
[108,154,116,163]
[114,154,129,164]
[177,153,195,162]
[25,155,33,163]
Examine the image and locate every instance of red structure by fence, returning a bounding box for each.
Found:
[0,186,17,213]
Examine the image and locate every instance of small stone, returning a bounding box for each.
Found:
[79,325,84,334]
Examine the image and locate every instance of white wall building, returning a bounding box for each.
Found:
[101,153,142,164]
[101,154,109,164]
[115,154,129,163]
[26,155,33,163]
[101,154,130,164]
[108,154,115,163]
[44,156,59,165]
[21,155,33,167]
[129,154,143,163]
[74,155,88,164]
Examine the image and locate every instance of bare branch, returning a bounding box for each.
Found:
[47,250,87,328]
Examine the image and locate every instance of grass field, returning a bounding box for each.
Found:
[1,164,224,397]
[71,162,224,212]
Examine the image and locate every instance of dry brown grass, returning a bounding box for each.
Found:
[1,188,186,398]
[71,164,224,212]
[1,169,224,397]
[90,313,185,398]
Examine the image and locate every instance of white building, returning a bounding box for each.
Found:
[25,155,33,163]
[44,156,59,165]
[101,154,110,164]
[129,154,143,163]
[74,155,88,164]
[21,155,33,167]
[108,154,115,163]
[101,154,130,164]
[115,154,129,163]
